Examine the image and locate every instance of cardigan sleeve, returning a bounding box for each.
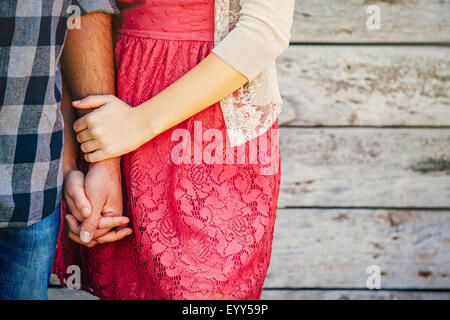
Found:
[211,0,295,81]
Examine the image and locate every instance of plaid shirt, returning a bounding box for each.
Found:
[0,0,118,228]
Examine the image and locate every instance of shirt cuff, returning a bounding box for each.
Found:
[73,0,120,15]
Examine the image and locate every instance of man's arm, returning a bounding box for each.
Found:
[62,12,116,112]
[61,75,90,221]
[61,12,127,244]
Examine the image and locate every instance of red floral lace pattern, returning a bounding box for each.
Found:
[53,32,281,300]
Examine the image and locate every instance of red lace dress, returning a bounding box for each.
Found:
[53,0,281,300]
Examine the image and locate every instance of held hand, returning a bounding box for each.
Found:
[73,95,151,162]
[64,170,92,221]
[63,164,132,247]
[79,158,130,243]
[65,214,131,248]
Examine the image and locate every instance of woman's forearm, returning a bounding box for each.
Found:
[72,53,248,162]
[139,52,248,139]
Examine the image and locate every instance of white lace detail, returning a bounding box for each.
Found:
[214,0,282,147]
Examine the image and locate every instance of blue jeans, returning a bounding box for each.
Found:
[0,205,60,300]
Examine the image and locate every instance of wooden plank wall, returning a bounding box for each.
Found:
[262,0,450,300]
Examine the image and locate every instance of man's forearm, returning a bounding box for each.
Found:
[61,76,79,177]
[61,12,116,117]
[61,11,120,168]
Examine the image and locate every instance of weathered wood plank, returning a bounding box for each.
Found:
[48,288,98,300]
[264,209,450,289]
[277,46,450,126]
[261,289,450,300]
[290,0,450,43]
[47,287,450,300]
[278,128,450,207]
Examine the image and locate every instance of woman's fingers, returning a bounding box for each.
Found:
[95,227,133,245]
[76,129,94,143]
[68,228,132,248]
[72,94,115,109]
[84,149,109,163]
[97,216,129,229]
[80,139,102,154]
[65,214,130,246]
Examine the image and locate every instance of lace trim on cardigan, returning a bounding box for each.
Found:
[214,0,281,147]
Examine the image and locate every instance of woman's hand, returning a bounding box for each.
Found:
[73,95,152,162]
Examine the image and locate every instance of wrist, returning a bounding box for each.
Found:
[136,100,162,142]
[90,156,121,171]
[63,162,78,180]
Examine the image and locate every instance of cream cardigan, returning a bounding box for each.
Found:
[212,0,295,146]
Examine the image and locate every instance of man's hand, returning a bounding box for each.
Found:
[60,12,132,246]
[64,169,91,222]
[78,157,132,244]
[65,213,131,248]
[63,159,132,247]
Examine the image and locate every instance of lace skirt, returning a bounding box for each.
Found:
[53,32,281,299]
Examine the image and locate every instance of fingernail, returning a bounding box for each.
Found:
[80,231,92,243]
[121,218,129,224]
[82,207,90,217]
[72,100,81,105]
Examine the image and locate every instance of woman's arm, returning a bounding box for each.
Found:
[72,52,248,162]
[72,0,295,162]
[212,0,295,81]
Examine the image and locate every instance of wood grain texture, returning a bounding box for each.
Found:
[277,45,450,126]
[290,0,450,43]
[261,289,450,300]
[264,209,450,289]
[278,128,450,207]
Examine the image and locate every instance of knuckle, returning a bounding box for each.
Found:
[90,127,101,137]
[83,221,97,230]
[104,146,115,156]
[97,136,107,146]
[80,143,88,153]
[86,242,96,248]
[85,115,96,126]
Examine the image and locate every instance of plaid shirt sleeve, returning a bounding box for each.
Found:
[0,0,119,228]
[73,0,120,15]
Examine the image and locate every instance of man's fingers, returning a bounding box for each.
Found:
[68,184,91,219]
[65,214,81,234]
[66,214,129,239]
[79,202,102,243]
[68,231,97,248]
[68,228,131,247]
[64,197,86,222]
[64,170,91,219]
[72,95,114,109]
[95,227,133,244]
